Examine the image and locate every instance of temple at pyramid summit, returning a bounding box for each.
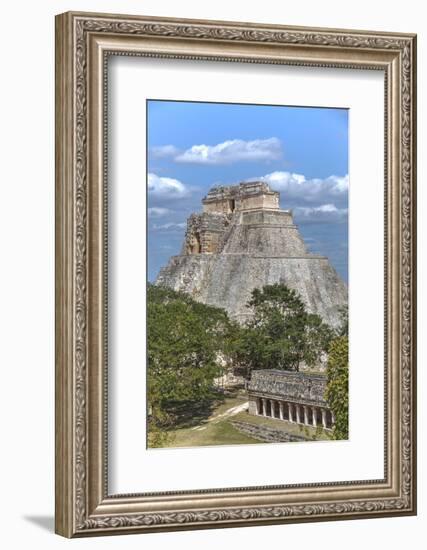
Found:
[155,181,348,327]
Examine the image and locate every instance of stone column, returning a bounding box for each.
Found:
[331,411,336,425]
[311,407,317,427]
[303,406,309,425]
[321,409,327,428]
[270,400,275,419]
[262,398,267,417]
[295,405,301,424]
[288,403,294,423]
[279,402,284,420]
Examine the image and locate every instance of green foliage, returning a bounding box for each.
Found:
[147,284,235,442]
[325,336,349,440]
[147,282,346,446]
[314,424,324,441]
[231,284,334,376]
[148,423,175,448]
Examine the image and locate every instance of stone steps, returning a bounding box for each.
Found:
[230,420,311,443]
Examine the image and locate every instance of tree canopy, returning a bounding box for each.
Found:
[231,284,334,376]
[147,284,235,444]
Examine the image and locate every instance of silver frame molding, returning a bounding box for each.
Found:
[55,11,417,538]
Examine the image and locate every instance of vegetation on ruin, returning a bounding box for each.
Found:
[325,335,349,440]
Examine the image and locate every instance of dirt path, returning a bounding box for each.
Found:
[192,401,249,431]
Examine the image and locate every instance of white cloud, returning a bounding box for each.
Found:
[249,171,349,206]
[148,207,171,218]
[293,203,348,223]
[173,138,283,165]
[150,145,180,158]
[148,173,189,198]
[152,222,186,231]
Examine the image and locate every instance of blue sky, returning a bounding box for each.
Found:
[147,100,348,283]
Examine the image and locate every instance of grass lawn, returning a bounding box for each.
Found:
[164,391,262,448]
[167,417,262,448]
[202,392,247,420]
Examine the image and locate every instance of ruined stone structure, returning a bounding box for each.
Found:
[230,420,311,443]
[156,181,347,326]
[247,370,334,429]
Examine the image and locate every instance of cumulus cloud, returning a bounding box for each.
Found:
[293,203,348,223]
[150,138,283,165]
[147,173,189,198]
[148,207,171,218]
[248,171,349,207]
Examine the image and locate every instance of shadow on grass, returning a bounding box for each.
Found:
[166,388,240,429]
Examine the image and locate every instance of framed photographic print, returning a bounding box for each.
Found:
[55,11,417,537]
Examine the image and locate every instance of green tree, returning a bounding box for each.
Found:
[325,336,349,440]
[147,284,234,445]
[231,284,334,377]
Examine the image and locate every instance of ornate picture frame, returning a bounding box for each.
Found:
[55,11,417,537]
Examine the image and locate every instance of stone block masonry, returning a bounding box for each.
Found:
[230,420,311,443]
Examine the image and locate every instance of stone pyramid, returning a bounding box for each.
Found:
[155,181,347,327]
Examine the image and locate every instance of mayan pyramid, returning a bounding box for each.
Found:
[155,181,347,327]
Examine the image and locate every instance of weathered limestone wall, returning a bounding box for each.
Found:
[240,210,293,225]
[202,181,279,214]
[203,200,234,214]
[156,253,347,326]
[221,210,308,256]
[182,212,231,255]
[239,192,279,211]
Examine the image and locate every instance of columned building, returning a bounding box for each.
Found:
[248,370,334,430]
